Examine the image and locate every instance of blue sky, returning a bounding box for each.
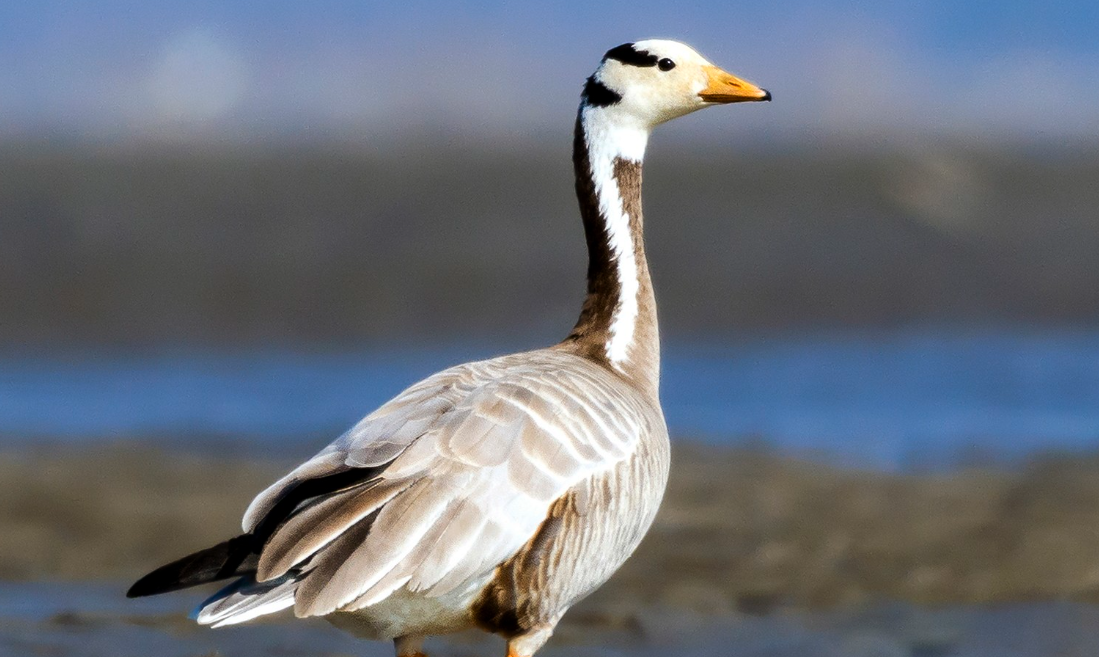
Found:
[3,1,1096,143]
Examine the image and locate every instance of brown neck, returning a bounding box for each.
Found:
[557,113,660,400]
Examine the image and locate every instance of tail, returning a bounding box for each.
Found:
[128,533,301,627]
[127,534,259,598]
[126,465,385,621]
[192,573,300,627]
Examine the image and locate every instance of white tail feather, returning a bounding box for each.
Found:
[194,575,298,627]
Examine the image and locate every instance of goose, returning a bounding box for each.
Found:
[127,39,770,657]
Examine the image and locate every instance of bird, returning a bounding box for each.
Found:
[127,39,770,657]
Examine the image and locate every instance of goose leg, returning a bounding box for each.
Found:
[506,625,554,657]
[394,635,426,657]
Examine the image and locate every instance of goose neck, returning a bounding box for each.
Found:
[561,107,660,399]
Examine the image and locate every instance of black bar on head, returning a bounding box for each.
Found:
[603,43,658,67]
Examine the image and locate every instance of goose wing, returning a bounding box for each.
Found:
[243,350,657,618]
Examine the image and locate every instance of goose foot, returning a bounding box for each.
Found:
[394,635,426,657]
[507,624,554,657]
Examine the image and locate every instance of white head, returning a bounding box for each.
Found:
[581,39,770,131]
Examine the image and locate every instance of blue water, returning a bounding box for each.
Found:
[2,329,1099,469]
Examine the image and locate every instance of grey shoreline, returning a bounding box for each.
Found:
[4,441,1099,619]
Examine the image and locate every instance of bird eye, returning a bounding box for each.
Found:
[658,58,676,71]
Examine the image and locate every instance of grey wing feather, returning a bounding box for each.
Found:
[239,350,663,619]
[241,377,468,533]
[256,479,410,581]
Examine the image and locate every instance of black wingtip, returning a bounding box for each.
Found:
[127,468,382,599]
[126,553,213,598]
[127,562,177,597]
[127,556,208,597]
[126,572,161,598]
[126,534,257,598]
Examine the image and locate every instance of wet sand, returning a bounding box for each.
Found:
[6,580,1099,657]
[4,442,1099,655]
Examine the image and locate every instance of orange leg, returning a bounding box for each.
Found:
[507,625,554,657]
[394,635,426,657]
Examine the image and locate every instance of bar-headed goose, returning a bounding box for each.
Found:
[128,39,770,657]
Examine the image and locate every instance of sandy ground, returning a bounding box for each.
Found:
[7,580,1099,657]
[5,441,1099,617]
[6,443,1099,656]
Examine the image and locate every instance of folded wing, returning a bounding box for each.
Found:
[242,351,652,619]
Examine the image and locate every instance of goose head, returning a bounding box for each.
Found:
[582,39,770,129]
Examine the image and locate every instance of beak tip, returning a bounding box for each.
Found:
[761,89,772,102]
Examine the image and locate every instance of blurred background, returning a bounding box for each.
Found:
[3,1,1099,656]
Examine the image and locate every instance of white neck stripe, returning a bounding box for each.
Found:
[580,105,649,368]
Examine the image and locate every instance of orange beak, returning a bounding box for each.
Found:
[698,65,771,103]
